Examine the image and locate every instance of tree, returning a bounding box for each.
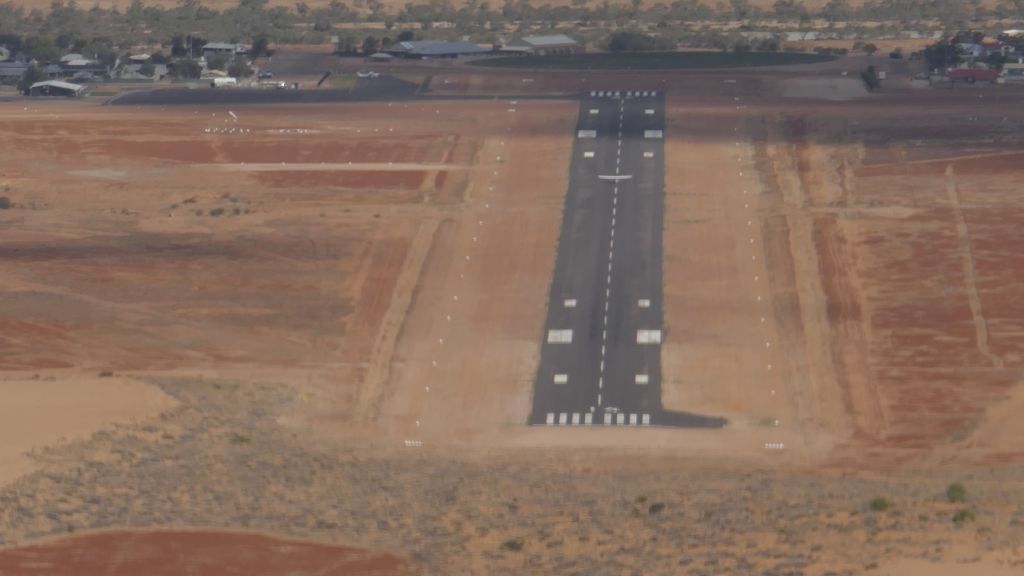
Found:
[250,35,272,58]
[361,35,379,54]
[773,0,807,21]
[206,53,227,70]
[17,64,44,94]
[397,29,415,41]
[138,60,156,77]
[729,0,751,19]
[227,56,252,78]
[820,0,850,22]
[171,59,202,78]
[606,30,672,52]
[24,35,59,63]
[924,41,960,69]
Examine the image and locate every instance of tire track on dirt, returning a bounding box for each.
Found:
[945,163,1003,369]
[354,217,442,421]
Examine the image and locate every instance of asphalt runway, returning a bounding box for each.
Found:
[108,75,421,106]
[529,90,725,429]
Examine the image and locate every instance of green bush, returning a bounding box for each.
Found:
[946,483,967,503]
[501,537,523,552]
[869,497,891,512]
[952,508,975,526]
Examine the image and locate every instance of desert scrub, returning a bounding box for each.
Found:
[946,483,967,503]
[229,433,251,444]
[952,509,976,526]
[869,497,892,512]
[501,537,523,552]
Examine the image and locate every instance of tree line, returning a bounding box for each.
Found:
[4,0,1024,70]
[4,0,1024,56]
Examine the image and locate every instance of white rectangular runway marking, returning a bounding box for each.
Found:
[643,151,654,158]
[642,414,651,425]
[559,412,568,425]
[553,374,568,384]
[547,329,573,344]
[604,413,612,425]
[546,413,555,425]
[635,374,649,385]
[578,130,596,138]
[617,413,626,425]
[638,299,651,308]
[637,329,662,344]
[630,413,638,425]
[589,108,599,115]
[645,109,655,115]
[585,412,593,425]
[583,151,595,158]
[572,413,581,425]
[564,299,577,308]
[644,130,663,139]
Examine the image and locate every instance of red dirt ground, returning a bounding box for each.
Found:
[0,530,409,576]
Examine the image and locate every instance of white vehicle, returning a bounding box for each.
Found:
[356,71,380,79]
[210,77,237,88]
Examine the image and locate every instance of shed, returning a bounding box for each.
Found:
[1003,62,1024,81]
[0,61,27,85]
[29,80,85,97]
[202,42,247,56]
[502,34,581,56]
[383,41,490,59]
[120,63,168,80]
[368,52,394,62]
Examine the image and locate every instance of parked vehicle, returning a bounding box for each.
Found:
[946,68,1000,83]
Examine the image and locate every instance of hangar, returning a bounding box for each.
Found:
[29,80,85,97]
[383,41,490,59]
[501,34,582,56]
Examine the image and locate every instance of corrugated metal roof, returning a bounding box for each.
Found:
[391,41,489,56]
[204,42,245,51]
[31,80,85,91]
[518,34,579,47]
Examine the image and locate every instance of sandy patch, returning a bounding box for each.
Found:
[0,529,409,576]
[0,375,175,485]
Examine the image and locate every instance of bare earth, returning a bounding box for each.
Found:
[3,57,1024,574]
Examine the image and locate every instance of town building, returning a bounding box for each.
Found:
[383,41,490,59]
[501,35,582,56]
[0,60,27,85]
[202,43,248,57]
[29,80,85,97]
